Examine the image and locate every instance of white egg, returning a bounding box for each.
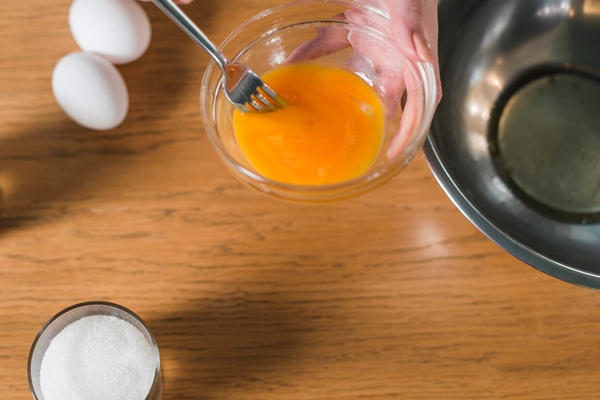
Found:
[52,52,129,131]
[69,0,152,65]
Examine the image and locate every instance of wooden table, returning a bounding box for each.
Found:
[2,1,600,399]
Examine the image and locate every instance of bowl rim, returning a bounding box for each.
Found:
[423,136,600,291]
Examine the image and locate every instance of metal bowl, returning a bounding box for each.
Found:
[424,0,600,289]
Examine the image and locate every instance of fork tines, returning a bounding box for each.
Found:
[247,85,288,113]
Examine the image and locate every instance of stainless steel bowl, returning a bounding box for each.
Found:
[424,0,600,288]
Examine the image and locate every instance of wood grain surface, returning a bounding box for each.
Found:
[2,1,600,399]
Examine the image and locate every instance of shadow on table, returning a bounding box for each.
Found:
[0,2,216,234]
[150,291,310,400]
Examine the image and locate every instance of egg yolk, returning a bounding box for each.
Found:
[232,63,385,186]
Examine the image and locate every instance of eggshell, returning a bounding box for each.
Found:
[69,0,152,65]
[52,52,129,131]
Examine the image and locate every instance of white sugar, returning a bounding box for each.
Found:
[40,315,156,400]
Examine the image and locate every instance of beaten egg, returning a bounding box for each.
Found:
[233,63,385,186]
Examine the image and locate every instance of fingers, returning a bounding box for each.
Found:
[347,50,406,115]
[388,0,436,63]
[386,66,422,160]
[388,0,424,62]
[388,0,441,107]
[286,25,350,63]
[377,68,406,116]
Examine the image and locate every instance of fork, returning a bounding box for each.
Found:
[151,0,288,113]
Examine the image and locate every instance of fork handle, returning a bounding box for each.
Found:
[151,0,228,71]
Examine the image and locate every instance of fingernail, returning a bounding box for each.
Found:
[412,32,433,63]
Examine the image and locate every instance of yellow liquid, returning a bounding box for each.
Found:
[233,63,385,186]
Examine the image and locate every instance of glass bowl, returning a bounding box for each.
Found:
[200,0,438,203]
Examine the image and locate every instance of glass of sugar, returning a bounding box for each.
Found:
[27,301,162,400]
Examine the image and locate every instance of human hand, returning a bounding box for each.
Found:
[287,0,441,159]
